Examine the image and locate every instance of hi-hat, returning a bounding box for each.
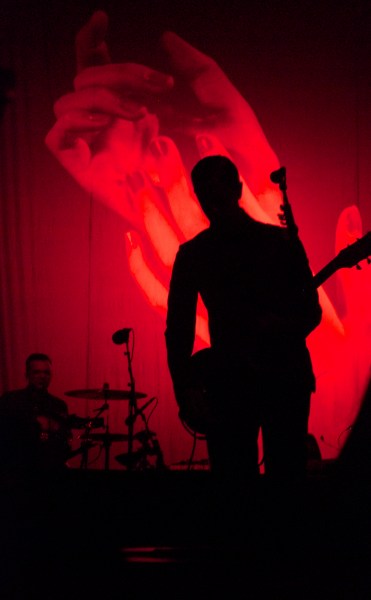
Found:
[64,389,147,400]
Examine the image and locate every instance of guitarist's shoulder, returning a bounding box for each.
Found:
[244,216,288,238]
[178,228,213,254]
[248,221,295,251]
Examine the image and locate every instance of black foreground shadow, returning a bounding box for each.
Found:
[2,377,371,600]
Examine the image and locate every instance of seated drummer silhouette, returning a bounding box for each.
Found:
[0,353,71,474]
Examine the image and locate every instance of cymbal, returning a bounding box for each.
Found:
[64,389,147,400]
[80,432,130,442]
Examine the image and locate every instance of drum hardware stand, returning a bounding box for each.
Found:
[97,383,111,470]
[116,408,167,470]
[149,436,166,470]
[132,406,166,470]
[115,429,166,471]
[79,384,110,469]
[79,435,92,470]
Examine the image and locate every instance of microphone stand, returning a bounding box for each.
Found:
[113,327,165,470]
[124,339,137,471]
[271,167,299,238]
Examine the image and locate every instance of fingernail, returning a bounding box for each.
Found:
[196,135,213,154]
[126,172,145,194]
[126,232,138,250]
[149,138,169,158]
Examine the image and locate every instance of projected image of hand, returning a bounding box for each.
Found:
[45,10,283,338]
[158,29,281,214]
[45,11,170,230]
[44,10,358,353]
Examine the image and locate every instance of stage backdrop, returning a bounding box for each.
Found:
[1,0,371,468]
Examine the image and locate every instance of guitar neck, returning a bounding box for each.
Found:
[312,231,371,289]
[313,258,340,289]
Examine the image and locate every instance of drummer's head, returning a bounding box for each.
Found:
[25,353,52,392]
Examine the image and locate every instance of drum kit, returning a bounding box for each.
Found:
[64,385,164,471]
[64,327,166,471]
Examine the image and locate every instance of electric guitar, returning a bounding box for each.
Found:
[179,232,371,436]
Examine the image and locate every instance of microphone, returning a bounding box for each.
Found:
[112,328,132,345]
[125,397,156,427]
[270,166,286,184]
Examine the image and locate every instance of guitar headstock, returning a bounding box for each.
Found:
[336,232,371,269]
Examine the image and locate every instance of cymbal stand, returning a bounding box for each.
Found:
[100,384,111,470]
[75,408,107,469]
[79,385,110,469]
[79,413,103,470]
[79,429,91,469]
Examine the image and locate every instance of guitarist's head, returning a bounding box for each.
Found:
[191,155,242,223]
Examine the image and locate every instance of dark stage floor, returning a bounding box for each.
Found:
[1,466,370,599]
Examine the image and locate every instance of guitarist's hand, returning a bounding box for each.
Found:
[177,387,209,435]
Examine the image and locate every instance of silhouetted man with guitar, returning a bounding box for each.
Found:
[166,155,322,483]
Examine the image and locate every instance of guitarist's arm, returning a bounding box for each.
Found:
[165,244,199,399]
[165,245,211,430]
[269,232,322,338]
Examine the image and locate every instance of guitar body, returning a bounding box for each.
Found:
[188,347,213,388]
[179,348,213,436]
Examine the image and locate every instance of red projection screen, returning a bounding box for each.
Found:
[1,0,371,468]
